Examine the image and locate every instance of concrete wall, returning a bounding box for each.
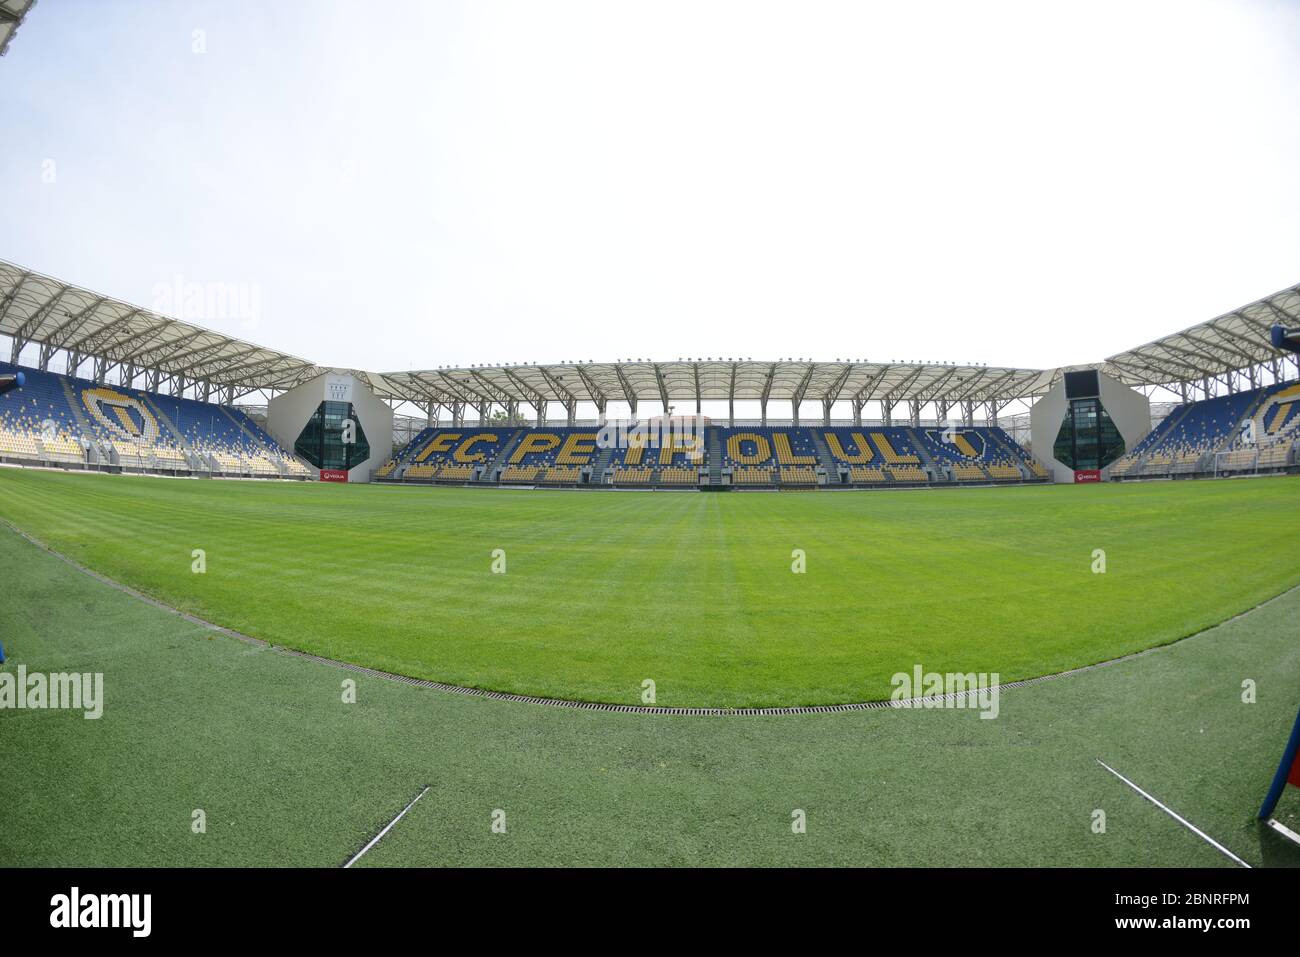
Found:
[266,373,393,482]
[1029,371,1151,483]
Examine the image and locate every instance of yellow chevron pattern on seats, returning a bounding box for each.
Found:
[952,433,979,458]
[1267,402,1294,434]
[824,432,873,464]
[870,432,919,464]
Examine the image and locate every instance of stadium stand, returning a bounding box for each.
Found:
[601,424,705,486]
[821,427,952,485]
[717,427,819,486]
[386,428,513,482]
[0,361,308,476]
[1109,381,1300,478]
[911,426,1038,483]
[1210,381,1300,475]
[0,363,87,465]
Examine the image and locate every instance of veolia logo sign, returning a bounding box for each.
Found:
[325,374,354,404]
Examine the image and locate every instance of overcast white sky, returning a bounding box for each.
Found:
[2,0,1299,375]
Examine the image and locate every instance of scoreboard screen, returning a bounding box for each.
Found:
[1064,370,1100,400]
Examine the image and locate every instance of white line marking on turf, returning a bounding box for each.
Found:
[1096,759,1251,868]
[343,785,431,869]
[1265,817,1300,846]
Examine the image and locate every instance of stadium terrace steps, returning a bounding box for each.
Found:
[707,429,723,485]
[588,443,616,484]
[479,429,525,481]
[218,405,264,452]
[1212,387,1275,460]
[139,393,204,471]
[904,427,941,481]
[1113,402,1192,477]
[809,430,837,476]
[56,374,107,462]
[985,429,1032,479]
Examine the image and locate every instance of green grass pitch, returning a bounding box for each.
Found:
[0,468,1297,708]
[1,470,1299,866]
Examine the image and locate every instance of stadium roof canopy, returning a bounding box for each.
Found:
[0,0,36,57]
[2,258,1297,409]
[1099,284,1300,388]
[376,361,1060,412]
[0,259,324,396]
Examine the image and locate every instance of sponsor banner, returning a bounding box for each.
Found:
[1074,469,1101,483]
[319,469,349,483]
[324,374,354,403]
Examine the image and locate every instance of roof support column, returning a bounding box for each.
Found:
[908,400,921,428]
[595,398,607,426]
[852,398,864,427]
[822,398,833,427]
[425,402,435,427]
[962,400,975,427]
[476,401,489,427]
[728,396,734,428]
[760,398,768,427]
[565,399,576,427]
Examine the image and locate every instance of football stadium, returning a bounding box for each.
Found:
[2,2,1300,917]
